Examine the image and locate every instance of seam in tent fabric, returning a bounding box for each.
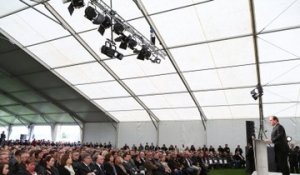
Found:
[191,0,234,118]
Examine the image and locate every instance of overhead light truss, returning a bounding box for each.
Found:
[89,0,166,62]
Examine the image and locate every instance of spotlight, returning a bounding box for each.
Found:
[250,85,263,100]
[136,46,151,60]
[127,36,137,50]
[98,16,112,35]
[67,0,85,15]
[85,6,98,21]
[114,34,137,50]
[113,19,124,35]
[71,0,84,8]
[101,40,123,60]
[84,6,111,35]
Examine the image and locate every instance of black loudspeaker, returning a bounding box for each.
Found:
[246,121,255,145]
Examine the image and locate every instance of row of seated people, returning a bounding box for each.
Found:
[2,140,243,157]
[0,143,246,175]
[2,139,113,149]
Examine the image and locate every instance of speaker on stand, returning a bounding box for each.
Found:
[245,121,255,174]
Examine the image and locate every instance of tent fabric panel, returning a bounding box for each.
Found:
[0,1,36,17]
[152,108,200,121]
[94,97,144,111]
[27,36,95,68]
[104,56,176,79]
[263,85,300,103]
[263,103,300,118]
[171,37,254,72]
[0,8,69,46]
[254,0,300,32]
[55,62,114,85]
[139,93,196,109]
[4,105,36,115]
[11,91,47,103]
[75,81,130,99]
[108,110,151,122]
[123,74,187,95]
[258,29,300,62]
[260,60,300,85]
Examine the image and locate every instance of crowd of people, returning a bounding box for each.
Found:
[0,139,298,175]
[0,140,248,175]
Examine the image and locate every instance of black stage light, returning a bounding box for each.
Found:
[85,6,97,21]
[250,85,263,100]
[85,6,111,31]
[101,41,123,60]
[72,0,84,8]
[67,0,84,15]
[113,20,124,35]
[84,6,111,35]
[119,41,128,50]
[137,46,151,60]
[98,16,112,35]
[114,35,137,50]
[127,37,137,50]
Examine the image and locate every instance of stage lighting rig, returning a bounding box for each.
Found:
[90,0,166,62]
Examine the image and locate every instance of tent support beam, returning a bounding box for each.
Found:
[249,0,265,140]
[133,0,207,129]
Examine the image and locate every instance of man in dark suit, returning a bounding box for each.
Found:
[78,153,95,175]
[269,116,290,175]
[93,154,105,175]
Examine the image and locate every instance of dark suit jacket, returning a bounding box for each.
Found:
[103,162,116,175]
[78,162,94,175]
[115,164,129,175]
[58,165,71,175]
[93,163,105,175]
[271,123,289,154]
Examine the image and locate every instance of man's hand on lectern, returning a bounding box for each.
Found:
[264,139,272,144]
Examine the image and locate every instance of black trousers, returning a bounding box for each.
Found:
[275,151,290,175]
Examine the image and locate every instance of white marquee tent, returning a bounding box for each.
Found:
[0,0,300,149]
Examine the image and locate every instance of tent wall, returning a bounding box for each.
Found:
[83,123,117,146]
[159,121,206,148]
[83,118,300,150]
[117,122,157,148]
[206,119,258,152]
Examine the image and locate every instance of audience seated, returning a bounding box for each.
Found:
[1,139,299,175]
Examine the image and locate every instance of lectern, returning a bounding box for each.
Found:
[253,139,269,175]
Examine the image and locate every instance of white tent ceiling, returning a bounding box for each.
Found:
[1,0,300,123]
